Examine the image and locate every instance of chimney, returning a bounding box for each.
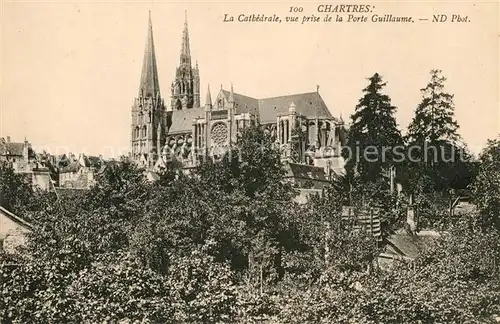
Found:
[23,139,29,160]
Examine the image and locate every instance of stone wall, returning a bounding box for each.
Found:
[0,206,31,254]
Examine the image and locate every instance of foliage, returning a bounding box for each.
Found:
[2,251,173,323]
[248,216,500,323]
[360,216,500,323]
[405,70,475,192]
[328,172,404,237]
[167,247,238,323]
[1,113,499,322]
[472,136,500,230]
[343,73,404,183]
[407,69,459,144]
[0,162,53,215]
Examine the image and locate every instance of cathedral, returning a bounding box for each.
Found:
[130,12,346,178]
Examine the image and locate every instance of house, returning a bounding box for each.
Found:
[0,137,36,168]
[0,206,32,254]
[58,154,103,189]
[284,161,330,189]
[0,137,54,190]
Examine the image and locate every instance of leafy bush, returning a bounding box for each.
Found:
[472,137,500,230]
[1,128,499,323]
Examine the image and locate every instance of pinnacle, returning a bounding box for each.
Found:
[229,83,235,103]
[205,84,212,107]
[180,10,191,64]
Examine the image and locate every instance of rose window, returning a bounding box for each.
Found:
[211,123,228,146]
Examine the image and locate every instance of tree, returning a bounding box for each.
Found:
[405,70,473,191]
[0,162,35,213]
[194,124,299,278]
[343,73,404,183]
[407,69,459,146]
[199,122,293,200]
[472,136,500,230]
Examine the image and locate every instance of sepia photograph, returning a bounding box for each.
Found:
[1,0,499,322]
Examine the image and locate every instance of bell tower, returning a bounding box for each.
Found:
[171,11,200,110]
[131,11,166,166]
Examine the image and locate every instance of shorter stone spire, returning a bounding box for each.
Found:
[289,101,296,113]
[205,84,212,109]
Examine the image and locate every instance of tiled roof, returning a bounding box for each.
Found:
[385,230,441,259]
[221,90,259,115]
[0,142,23,156]
[258,92,334,123]
[59,161,81,173]
[0,142,35,158]
[169,107,205,134]
[0,206,33,232]
[221,90,334,123]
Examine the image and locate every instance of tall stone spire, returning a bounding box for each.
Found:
[139,11,160,98]
[180,10,191,65]
[131,11,165,166]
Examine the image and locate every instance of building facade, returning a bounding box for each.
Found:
[0,137,54,190]
[131,12,346,177]
[58,154,103,189]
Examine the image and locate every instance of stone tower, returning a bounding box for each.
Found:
[131,12,166,166]
[171,11,200,110]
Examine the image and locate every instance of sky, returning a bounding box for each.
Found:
[1,0,498,158]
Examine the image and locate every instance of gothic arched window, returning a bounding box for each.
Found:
[142,126,147,138]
